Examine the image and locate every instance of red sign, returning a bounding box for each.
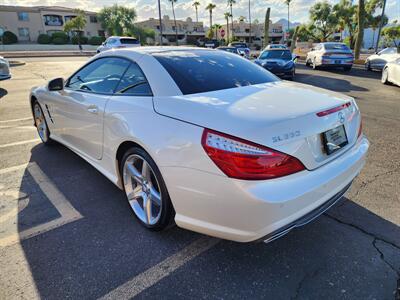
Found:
[220,29,225,38]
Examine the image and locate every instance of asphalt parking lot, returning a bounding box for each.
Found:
[0,57,399,299]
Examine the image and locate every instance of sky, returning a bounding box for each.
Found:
[3,0,400,25]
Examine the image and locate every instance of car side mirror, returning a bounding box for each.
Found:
[48,78,64,91]
[102,42,105,46]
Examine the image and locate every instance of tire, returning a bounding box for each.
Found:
[312,58,318,70]
[343,66,352,72]
[33,101,53,145]
[381,67,389,85]
[120,147,174,231]
[365,60,371,71]
[305,58,310,67]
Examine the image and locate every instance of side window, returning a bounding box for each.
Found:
[114,63,152,96]
[67,57,129,94]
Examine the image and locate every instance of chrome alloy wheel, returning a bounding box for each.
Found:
[34,103,48,143]
[123,154,162,225]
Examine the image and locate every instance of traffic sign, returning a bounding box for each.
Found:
[220,29,225,38]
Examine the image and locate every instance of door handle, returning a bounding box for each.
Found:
[87,106,98,114]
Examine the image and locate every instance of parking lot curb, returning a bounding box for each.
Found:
[0,51,95,58]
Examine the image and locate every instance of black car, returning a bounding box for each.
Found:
[255,49,297,79]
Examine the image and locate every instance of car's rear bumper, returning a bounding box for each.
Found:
[162,136,369,242]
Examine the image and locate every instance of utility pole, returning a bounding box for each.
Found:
[158,0,163,45]
[374,0,387,53]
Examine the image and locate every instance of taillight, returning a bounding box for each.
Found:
[201,129,305,180]
[316,102,351,117]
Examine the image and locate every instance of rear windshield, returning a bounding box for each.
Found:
[260,50,292,60]
[153,50,278,95]
[324,44,350,51]
[231,43,248,48]
[120,38,139,44]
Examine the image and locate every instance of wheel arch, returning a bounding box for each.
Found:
[30,95,38,126]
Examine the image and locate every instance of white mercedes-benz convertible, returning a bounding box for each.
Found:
[30,47,369,242]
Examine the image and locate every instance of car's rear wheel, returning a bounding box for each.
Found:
[381,67,389,85]
[343,66,352,72]
[305,58,310,67]
[33,101,52,145]
[121,147,174,230]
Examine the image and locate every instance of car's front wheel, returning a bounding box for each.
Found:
[121,147,174,230]
[312,58,318,70]
[381,67,389,85]
[33,101,52,145]
[365,60,371,71]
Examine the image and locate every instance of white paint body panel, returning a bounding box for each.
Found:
[30,47,369,242]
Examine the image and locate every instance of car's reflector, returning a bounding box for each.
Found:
[201,129,305,180]
[316,102,351,117]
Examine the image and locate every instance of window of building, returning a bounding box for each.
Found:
[43,15,64,26]
[18,28,30,37]
[172,26,176,31]
[90,16,98,23]
[64,15,76,22]
[156,25,160,30]
[245,29,250,33]
[17,12,29,21]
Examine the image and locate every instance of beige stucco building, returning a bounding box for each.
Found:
[135,16,205,45]
[0,5,104,42]
[221,20,284,46]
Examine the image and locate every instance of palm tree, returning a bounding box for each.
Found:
[224,12,231,42]
[206,3,216,38]
[213,24,222,40]
[227,0,236,39]
[169,0,179,45]
[284,0,292,41]
[193,1,200,23]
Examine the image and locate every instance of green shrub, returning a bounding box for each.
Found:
[71,35,88,44]
[2,31,18,44]
[52,37,66,45]
[51,32,68,44]
[37,34,51,44]
[89,36,105,45]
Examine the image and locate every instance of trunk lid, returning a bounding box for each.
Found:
[153,81,361,170]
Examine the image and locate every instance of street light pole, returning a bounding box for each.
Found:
[158,0,163,45]
[374,0,387,53]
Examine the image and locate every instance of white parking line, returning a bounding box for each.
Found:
[100,236,220,300]
[0,163,29,175]
[0,125,36,130]
[0,162,83,247]
[0,139,41,148]
[0,117,32,124]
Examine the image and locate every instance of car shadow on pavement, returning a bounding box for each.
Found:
[295,73,369,93]
[10,143,400,299]
[0,88,7,99]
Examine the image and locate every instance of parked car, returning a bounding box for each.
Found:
[229,42,251,59]
[0,56,11,81]
[255,49,297,80]
[30,47,368,243]
[216,46,240,55]
[306,42,354,71]
[204,39,220,49]
[264,44,287,50]
[365,47,400,71]
[96,36,141,53]
[382,58,400,87]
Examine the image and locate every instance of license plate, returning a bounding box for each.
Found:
[335,60,341,64]
[322,125,348,155]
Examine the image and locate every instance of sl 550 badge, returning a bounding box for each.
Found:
[272,130,301,143]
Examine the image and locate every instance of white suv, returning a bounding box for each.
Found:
[96,36,141,53]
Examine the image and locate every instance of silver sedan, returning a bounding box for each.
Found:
[0,56,11,81]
